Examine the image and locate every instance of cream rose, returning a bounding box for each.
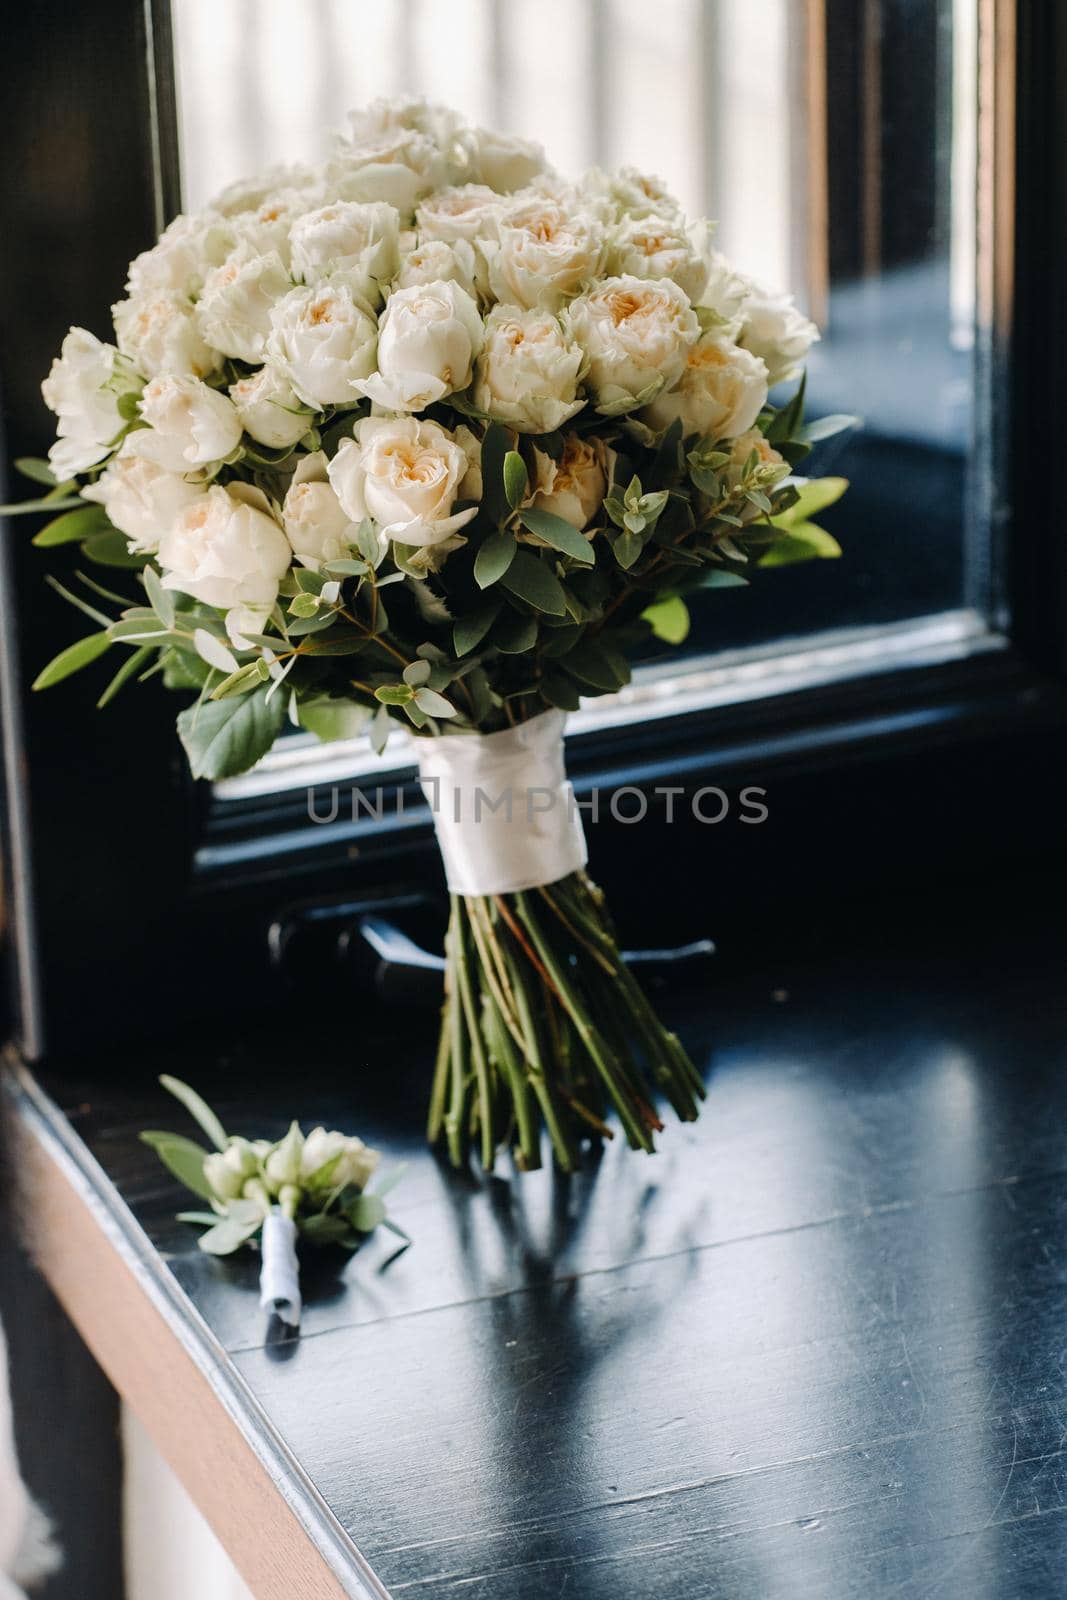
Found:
[640,333,769,441]
[112,290,219,379]
[393,237,478,297]
[327,415,479,547]
[299,1127,379,1190]
[40,327,140,479]
[282,453,357,570]
[328,124,453,217]
[229,191,317,265]
[157,485,292,616]
[415,184,503,245]
[473,306,585,433]
[289,201,400,305]
[581,165,683,222]
[463,127,547,193]
[529,436,612,530]
[130,374,242,472]
[354,279,482,412]
[608,215,709,303]
[229,366,310,449]
[266,283,378,408]
[486,198,605,309]
[724,428,789,493]
[125,211,235,298]
[738,287,820,385]
[196,249,291,364]
[564,274,700,415]
[81,443,205,554]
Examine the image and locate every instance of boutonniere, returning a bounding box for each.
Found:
[141,1076,407,1329]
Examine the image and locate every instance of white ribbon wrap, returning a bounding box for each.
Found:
[416,709,588,897]
[259,1210,301,1328]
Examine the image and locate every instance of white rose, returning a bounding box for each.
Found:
[112,290,219,379]
[640,333,769,441]
[486,199,605,309]
[473,305,585,433]
[564,274,700,415]
[158,484,292,615]
[289,201,401,306]
[41,327,140,479]
[125,211,236,298]
[81,442,205,553]
[394,237,478,298]
[699,249,752,326]
[229,191,318,265]
[328,415,479,547]
[299,1126,379,1190]
[196,249,291,364]
[415,184,503,245]
[210,162,321,217]
[347,97,464,148]
[608,215,709,303]
[354,279,482,412]
[327,125,453,217]
[229,366,310,449]
[529,435,612,530]
[266,283,378,408]
[738,287,820,385]
[581,166,683,222]
[130,374,242,472]
[282,453,357,570]
[463,127,547,193]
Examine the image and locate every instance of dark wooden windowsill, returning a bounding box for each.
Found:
[5,867,1067,1599]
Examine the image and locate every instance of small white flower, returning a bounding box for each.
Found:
[354,279,482,412]
[130,374,243,472]
[125,211,236,298]
[640,333,769,441]
[229,190,318,265]
[393,237,479,298]
[266,283,378,408]
[486,198,605,310]
[529,435,613,531]
[737,286,820,385]
[264,1122,305,1189]
[473,305,585,433]
[81,441,205,553]
[415,184,503,245]
[462,126,548,194]
[300,1126,380,1191]
[229,366,310,450]
[157,484,292,615]
[289,201,401,306]
[328,415,479,548]
[204,1139,261,1202]
[112,289,219,379]
[282,453,358,570]
[564,274,700,415]
[197,249,292,364]
[40,327,140,479]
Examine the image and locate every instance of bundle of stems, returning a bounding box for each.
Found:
[427,870,705,1171]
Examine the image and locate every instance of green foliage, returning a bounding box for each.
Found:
[518,508,595,565]
[32,630,111,690]
[499,550,567,616]
[474,528,517,588]
[177,684,286,779]
[138,1132,214,1200]
[642,595,690,644]
[32,505,109,547]
[160,1073,229,1151]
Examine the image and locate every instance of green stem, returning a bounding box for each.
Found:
[451,897,496,1171]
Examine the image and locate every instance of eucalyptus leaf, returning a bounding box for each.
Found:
[347,1193,387,1233]
[413,686,457,718]
[453,601,500,657]
[81,528,146,568]
[97,644,153,708]
[760,521,842,566]
[159,1074,229,1151]
[503,450,529,510]
[139,1131,214,1200]
[197,1215,263,1256]
[518,508,595,565]
[32,631,112,690]
[499,550,567,616]
[31,504,108,548]
[474,528,517,589]
[297,698,372,742]
[480,421,510,524]
[177,682,285,779]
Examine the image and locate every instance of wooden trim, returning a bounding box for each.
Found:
[2,1054,389,1600]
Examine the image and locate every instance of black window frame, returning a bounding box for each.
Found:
[2,0,1064,1059]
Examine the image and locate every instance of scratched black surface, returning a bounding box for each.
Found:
[33,873,1067,1598]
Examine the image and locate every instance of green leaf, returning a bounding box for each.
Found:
[369,704,392,754]
[701,568,750,588]
[141,565,174,627]
[197,1215,263,1256]
[474,528,517,589]
[499,550,567,616]
[139,1131,214,1200]
[297,698,371,742]
[159,1074,229,1152]
[15,457,58,487]
[760,521,842,567]
[32,630,112,690]
[297,630,367,656]
[209,661,268,701]
[97,644,153,708]
[413,686,457,718]
[402,659,432,687]
[175,1211,222,1227]
[321,558,369,577]
[540,670,582,710]
[772,476,848,526]
[480,421,510,524]
[518,508,595,565]
[561,638,630,691]
[374,682,415,706]
[453,601,500,657]
[800,413,859,445]
[493,611,537,653]
[177,683,285,780]
[612,529,644,570]
[503,450,529,510]
[369,1162,409,1199]
[81,528,145,568]
[32,505,108,547]
[347,1193,387,1233]
[300,1213,353,1246]
[642,596,690,645]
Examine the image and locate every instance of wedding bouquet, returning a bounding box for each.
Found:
[143,1076,405,1328]
[20,98,848,1172]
